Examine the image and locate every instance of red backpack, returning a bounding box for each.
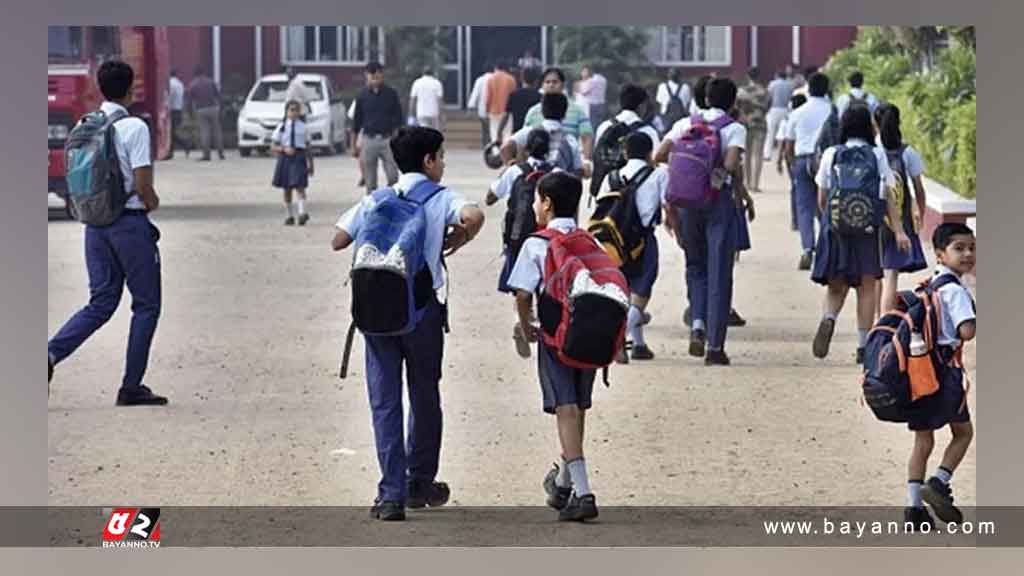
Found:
[533,227,630,372]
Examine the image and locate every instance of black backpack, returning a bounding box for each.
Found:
[811,104,841,177]
[586,165,656,269]
[862,275,970,423]
[503,161,554,258]
[589,119,644,196]
[828,145,883,236]
[662,83,688,131]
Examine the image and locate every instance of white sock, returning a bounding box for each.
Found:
[297,198,307,215]
[824,312,838,322]
[556,457,571,488]
[692,319,706,332]
[858,329,869,348]
[934,467,953,485]
[908,481,924,508]
[627,305,645,347]
[567,457,591,497]
[285,203,295,218]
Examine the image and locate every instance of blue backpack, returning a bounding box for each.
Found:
[349,179,446,337]
[828,145,883,236]
[64,108,130,226]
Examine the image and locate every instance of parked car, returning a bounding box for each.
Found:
[236,73,346,157]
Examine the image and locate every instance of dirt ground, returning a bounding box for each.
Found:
[47,149,975,509]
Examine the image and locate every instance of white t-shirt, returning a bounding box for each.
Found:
[836,88,880,117]
[594,110,660,151]
[410,74,444,119]
[99,101,150,210]
[467,73,491,119]
[663,107,747,152]
[932,265,977,348]
[597,158,669,228]
[655,80,691,116]
[168,76,185,111]
[784,96,833,156]
[814,139,896,199]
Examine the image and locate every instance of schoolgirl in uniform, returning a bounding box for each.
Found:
[272,99,314,225]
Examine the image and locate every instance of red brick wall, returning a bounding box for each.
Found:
[219,26,255,98]
[800,26,858,69]
[167,26,207,84]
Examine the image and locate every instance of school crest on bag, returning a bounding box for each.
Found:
[828,145,882,236]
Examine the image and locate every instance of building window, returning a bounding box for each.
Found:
[644,26,731,66]
[281,26,384,65]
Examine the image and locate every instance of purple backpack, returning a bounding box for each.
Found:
[665,114,735,207]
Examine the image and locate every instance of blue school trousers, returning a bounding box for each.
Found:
[362,297,445,503]
[47,211,162,389]
[793,156,820,253]
[676,186,738,351]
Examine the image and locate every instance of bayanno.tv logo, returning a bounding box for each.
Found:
[102,508,161,548]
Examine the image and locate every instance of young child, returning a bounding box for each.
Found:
[874,103,929,315]
[504,93,585,178]
[776,93,808,232]
[487,129,554,357]
[810,105,911,364]
[330,126,486,521]
[272,99,314,225]
[506,171,600,522]
[595,131,669,361]
[904,222,976,529]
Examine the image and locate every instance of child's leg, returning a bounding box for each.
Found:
[295,188,308,215]
[937,421,974,478]
[908,430,936,507]
[283,189,295,219]
[627,295,650,347]
[823,279,850,319]
[855,276,879,349]
[556,404,591,496]
[880,269,899,316]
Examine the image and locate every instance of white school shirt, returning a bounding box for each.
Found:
[99,101,150,210]
[874,139,927,181]
[511,119,584,173]
[336,173,478,292]
[168,76,185,111]
[347,99,357,120]
[767,77,796,109]
[490,156,549,200]
[410,74,444,119]
[663,107,748,152]
[784,96,834,156]
[813,139,896,199]
[655,80,691,116]
[836,88,880,118]
[594,110,660,151]
[467,72,491,119]
[272,118,308,148]
[932,265,976,348]
[597,158,669,228]
[507,217,596,294]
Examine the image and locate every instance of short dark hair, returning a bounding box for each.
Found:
[522,66,541,86]
[365,61,383,74]
[848,71,864,88]
[542,67,566,84]
[541,92,569,121]
[790,94,808,109]
[525,128,551,160]
[624,131,653,160]
[536,171,582,218]
[808,73,830,97]
[932,222,975,251]
[98,60,134,101]
[838,105,875,144]
[747,67,760,82]
[693,75,712,109]
[170,68,179,77]
[618,84,648,111]
[389,126,444,174]
[668,68,681,83]
[707,77,738,111]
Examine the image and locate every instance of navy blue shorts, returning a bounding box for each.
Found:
[906,362,971,431]
[624,233,659,299]
[538,339,596,414]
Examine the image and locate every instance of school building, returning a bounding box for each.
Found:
[168,25,859,106]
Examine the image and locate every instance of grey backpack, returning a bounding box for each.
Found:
[64,109,130,226]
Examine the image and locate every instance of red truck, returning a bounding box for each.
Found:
[48,26,171,211]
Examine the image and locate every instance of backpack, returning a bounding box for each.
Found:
[64,108,130,227]
[662,82,688,130]
[533,227,630,371]
[547,128,581,175]
[811,105,841,177]
[861,274,966,423]
[827,145,883,236]
[503,161,554,259]
[883,145,912,234]
[349,180,446,337]
[589,119,644,196]
[586,166,656,269]
[665,114,734,208]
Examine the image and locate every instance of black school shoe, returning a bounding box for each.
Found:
[798,251,813,271]
[631,344,655,361]
[407,479,451,509]
[559,493,599,522]
[812,318,836,359]
[689,329,707,358]
[543,465,572,510]
[297,213,310,226]
[728,308,747,327]
[904,506,936,532]
[115,385,168,406]
[856,347,866,365]
[370,499,406,521]
[48,356,54,397]
[704,349,731,366]
[922,477,964,524]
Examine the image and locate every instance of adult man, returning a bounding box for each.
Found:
[764,67,795,162]
[784,73,835,270]
[485,61,517,145]
[578,65,608,128]
[48,60,167,406]
[187,66,224,161]
[737,67,770,192]
[517,67,595,159]
[466,65,492,147]
[836,71,879,117]
[410,67,445,131]
[284,66,317,116]
[167,69,189,158]
[351,61,403,193]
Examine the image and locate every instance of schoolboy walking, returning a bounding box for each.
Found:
[330,126,485,521]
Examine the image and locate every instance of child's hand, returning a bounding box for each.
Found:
[443,223,472,257]
[284,146,296,156]
[744,196,756,222]
[896,231,912,252]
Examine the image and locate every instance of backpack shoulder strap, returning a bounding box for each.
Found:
[530,227,562,243]
[710,114,735,130]
[669,82,681,98]
[930,273,962,291]
[628,165,656,189]
[405,179,446,205]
